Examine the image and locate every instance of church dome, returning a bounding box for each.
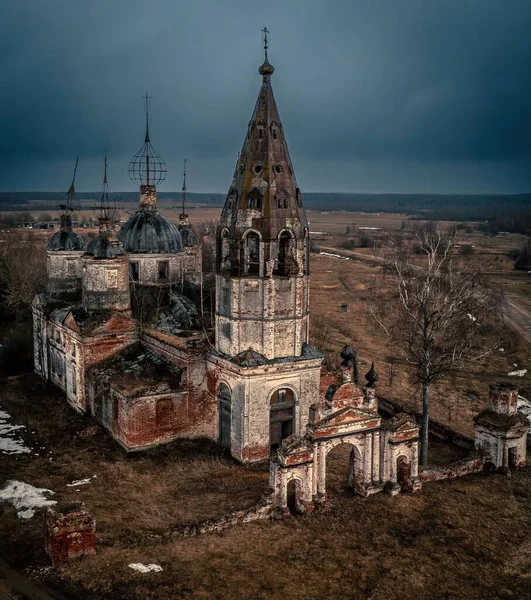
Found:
[85,235,125,259]
[178,223,200,247]
[47,229,85,251]
[118,210,183,254]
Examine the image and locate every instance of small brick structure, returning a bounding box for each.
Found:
[474,382,529,471]
[44,505,96,567]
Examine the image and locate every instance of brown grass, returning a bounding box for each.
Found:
[51,466,531,600]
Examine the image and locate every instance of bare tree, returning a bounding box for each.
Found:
[370,228,498,465]
[0,233,47,320]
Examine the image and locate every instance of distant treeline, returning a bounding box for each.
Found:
[1,191,530,234]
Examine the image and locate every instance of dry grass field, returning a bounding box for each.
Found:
[2,375,531,600]
[1,208,531,598]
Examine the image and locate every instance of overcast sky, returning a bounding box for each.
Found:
[1,0,530,194]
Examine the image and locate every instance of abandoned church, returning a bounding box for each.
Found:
[32,40,528,510]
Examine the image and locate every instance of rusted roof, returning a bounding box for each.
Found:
[219,55,308,241]
[118,209,183,254]
[85,234,125,259]
[474,408,529,431]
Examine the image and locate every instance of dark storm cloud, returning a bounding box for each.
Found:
[0,0,530,193]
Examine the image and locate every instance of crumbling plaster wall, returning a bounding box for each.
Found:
[82,257,130,312]
[207,353,321,462]
[47,251,84,292]
[474,426,527,469]
[215,274,309,359]
[140,331,216,440]
[128,250,201,287]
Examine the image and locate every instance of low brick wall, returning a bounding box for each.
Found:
[378,395,474,450]
[419,453,485,483]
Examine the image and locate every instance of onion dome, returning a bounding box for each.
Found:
[258,59,275,76]
[85,233,125,259]
[178,223,200,247]
[48,215,84,251]
[118,211,183,253]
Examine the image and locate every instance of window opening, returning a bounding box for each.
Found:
[158,261,169,281]
[130,262,139,282]
[270,388,295,452]
[244,232,260,275]
[277,231,296,276]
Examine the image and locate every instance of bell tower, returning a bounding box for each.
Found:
[208,30,322,463]
[215,29,310,359]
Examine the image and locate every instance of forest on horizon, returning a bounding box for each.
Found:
[1,191,530,235]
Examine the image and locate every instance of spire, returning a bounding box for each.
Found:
[220,28,307,241]
[128,93,166,210]
[144,92,151,144]
[92,152,116,235]
[259,26,275,77]
[66,156,79,201]
[58,157,79,231]
[180,158,187,220]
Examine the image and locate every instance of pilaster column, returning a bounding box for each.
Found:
[372,431,381,482]
[279,469,287,508]
[317,443,327,496]
[364,434,373,485]
[411,443,419,478]
[388,445,397,483]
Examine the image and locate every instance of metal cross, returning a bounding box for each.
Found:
[262,27,269,60]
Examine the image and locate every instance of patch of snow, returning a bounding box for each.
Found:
[0,404,31,455]
[66,476,96,487]
[128,563,163,573]
[508,369,527,377]
[0,480,56,519]
[467,313,477,322]
[499,348,504,352]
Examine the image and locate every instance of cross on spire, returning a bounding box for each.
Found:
[143,92,152,143]
[181,158,187,217]
[262,26,269,61]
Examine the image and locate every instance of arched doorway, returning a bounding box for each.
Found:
[326,442,363,497]
[287,479,303,515]
[397,455,411,491]
[270,388,295,453]
[218,383,231,449]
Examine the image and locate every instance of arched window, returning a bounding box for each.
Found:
[244,231,260,275]
[218,383,231,449]
[276,231,298,276]
[220,229,231,272]
[270,388,295,452]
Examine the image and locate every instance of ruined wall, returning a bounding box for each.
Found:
[43,507,96,567]
[47,251,84,293]
[207,353,321,462]
[128,247,202,287]
[215,273,309,359]
[32,304,49,380]
[82,256,130,312]
[419,453,485,483]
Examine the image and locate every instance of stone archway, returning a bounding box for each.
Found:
[325,441,364,497]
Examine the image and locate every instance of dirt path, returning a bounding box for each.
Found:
[0,558,65,600]
[505,298,531,346]
[317,245,531,347]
